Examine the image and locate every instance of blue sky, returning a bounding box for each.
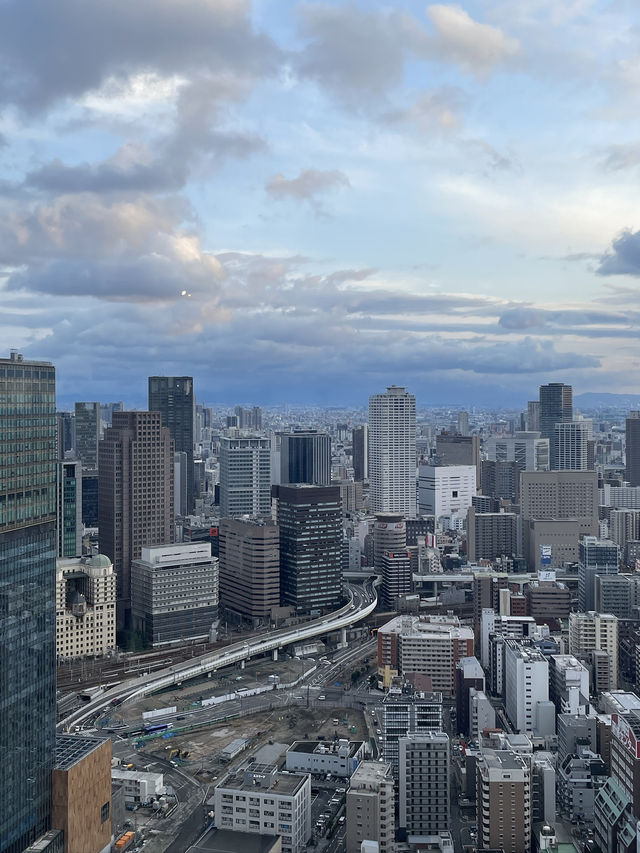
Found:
[2,0,640,408]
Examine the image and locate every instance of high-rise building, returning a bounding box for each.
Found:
[278,484,342,613]
[539,382,573,468]
[131,543,218,645]
[148,376,195,513]
[0,351,57,853]
[626,412,640,487]
[467,508,518,562]
[527,400,540,431]
[418,465,476,519]
[476,749,532,853]
[569,611,619,691]
[219,436,271,519]
[578,536,619,612]
[234,405,262,431]
[398,732,450,839]
[504,639,550,735]
[352,424,368,481]
[480,459,520,503]
[74,401,100,471]
[435,432,481,486]
[485,431,550,472]
[55,410,74,459]
[56,459,82,558]
[218,518,280,624]
[369,386,416,517]
[98,411,175,626]
[373,513,406,573]
[457,410,470,436]
[380,688,443,773]
[280,430,331,486]
[380,549,412,609]
[554,421,592,471]
[346,761,396,853]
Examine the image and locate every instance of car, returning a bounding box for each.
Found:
[338,816,345,825]
[335,788,346,793]
[318,695,326,701]
[376,729,381,734]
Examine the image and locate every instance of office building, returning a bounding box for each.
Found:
[527,400,540,431]
[219,436,271,519]
[418,464,476,519]
[380,549,412,609]
[377,614,474,695]
[52,735,112,853]
[81,469,98,528]
[280,430,331,486]
[285,739,365,778]
[485,431,550,472]
[609,509,640,550]
[610,711,640,820]
[352,424,368,481]
[278,484,342,613]
[595,574,633,619]
[0,352,57,853]
[56,410,74,459]
[131,543,218,645]
[435,432,481,486]
[504,639,550,735]
[148,376,196,512]
[539,382,573,468]
[554,421,592,471]
[346,761,395,853]
[74,401,100,471]
[234,405,262,431]
[368,385,416,517]
[373,513,406,573]
[480,459,520,503]
[625,412,640,487]
[473,572,510,636]
[56,459,82,558]
[218,518,280,624]
[173,451,188,518]
[578,536,619,612]
[549,655,590,715]
[56,555,116,660]
[398,732,450,839]
[380,688,443,772]
[98,411,175,625]
[569,611,619,691]
[525,578,571,622]
[476,749,532,853]
[520,469,599,568]
[214,765,311,853]
[467,508,518,562]
[479,609,537,669]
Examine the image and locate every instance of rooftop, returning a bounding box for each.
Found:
[288,740,363,757]
[218,769,307,796]
[55,734,109,770]
[186,828,280,853]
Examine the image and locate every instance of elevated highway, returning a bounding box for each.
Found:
[58,580,378,732]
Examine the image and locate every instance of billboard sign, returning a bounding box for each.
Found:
[612,713,640,760]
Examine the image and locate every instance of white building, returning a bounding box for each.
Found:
[56,554,116,660]
[111,769,165,804]
[480,609,537,668]
[469,688,496,740]
[549,654,590,714]
[418,465,476,520]
[285,739,364,777]
[485,431,550,472]
[554,421,592,471]
[214,766,311,853]
[568,611,619,691]
[504,638,550,735]
[219,435,271,518]
[398,732,449,840]
[368,386,416,517]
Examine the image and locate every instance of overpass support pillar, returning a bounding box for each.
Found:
[240,659,245,670]
[272,648,278,661]
[340,627,347,646]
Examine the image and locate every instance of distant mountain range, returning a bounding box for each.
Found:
[575,392,640,410]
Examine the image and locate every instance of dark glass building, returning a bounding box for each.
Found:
[0,351,57,853]
[56,460,82,558]
[148,376,195,513]
[278,484,342,613]
[73,402,100,471]
[280,430,331,486]
[539,382,573,469]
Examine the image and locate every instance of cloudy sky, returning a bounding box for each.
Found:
[2,0,640,408]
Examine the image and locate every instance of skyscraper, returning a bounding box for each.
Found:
[280,430,331,486]
[278,484,342,612]
[352,424,368,481]
[539,382,573,468]
[218,518,280,623]
[626,412,640,486]
[219,436,271,518]
[0,351,57,853]
[98,411,175,626]
[148,376,195,513]
[56,459,82,558]
[554,421,592,471]
[369,385,416,517]
[74,401,100,471]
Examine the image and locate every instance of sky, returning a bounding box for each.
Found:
[2,0,640,408]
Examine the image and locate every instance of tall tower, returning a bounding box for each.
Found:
[0,351,57,852]
[74,401,100,470]
[539,382,573,468]
[626,412,640,486]
[280,430,331,486]
[98,411,175,627]
[369,386,416,517]
[352,424,368,481]
[148,376,195,513]
[219,436,271,518]
[554,421,592,471]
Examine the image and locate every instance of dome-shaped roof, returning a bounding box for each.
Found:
[69,590,87,605]
[87,554,112,568]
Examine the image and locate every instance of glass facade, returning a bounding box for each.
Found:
[0,353,57,853]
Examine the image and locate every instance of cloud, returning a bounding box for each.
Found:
[426,4,520,74]
[0,0,280,113]
[265,168,350,213]
[382,86,469,131]
[600,142,640,171]
[597,229,640,277]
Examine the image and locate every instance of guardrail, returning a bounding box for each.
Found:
[58,581,378,732]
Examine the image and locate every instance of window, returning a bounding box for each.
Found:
[101,801,110,823]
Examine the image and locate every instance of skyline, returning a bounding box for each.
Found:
[3,1,640,404]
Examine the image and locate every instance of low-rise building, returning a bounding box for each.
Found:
[557,745,607,821]
[56,555,116,660]
[110,770,165,804]
[214,765,310,853]
[285,739,364,777]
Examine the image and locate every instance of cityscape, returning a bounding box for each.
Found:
[5,360,640,853]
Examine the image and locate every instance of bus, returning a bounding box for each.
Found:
[144,723,169,735]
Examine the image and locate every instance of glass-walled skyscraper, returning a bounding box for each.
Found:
[0,351,57,853]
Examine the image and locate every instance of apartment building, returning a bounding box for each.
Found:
[346,761,395,853]
[476,749,532,853]
[398,732,450,839]
[569,611,619,691]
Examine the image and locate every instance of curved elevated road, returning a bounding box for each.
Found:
[58,580,378,732]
